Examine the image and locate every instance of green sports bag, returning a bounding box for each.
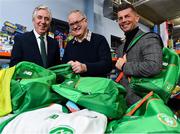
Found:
[52,74,127,119]
[10,61,64,114]
[106,92,180,133]
[130,47,180,103]
[48,64,79,83]
[12,61,56,85]
[52,77,127,119]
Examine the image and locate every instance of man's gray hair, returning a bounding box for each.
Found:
[68,10,87,19]
[32,5,52,21]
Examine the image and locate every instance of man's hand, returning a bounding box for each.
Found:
[68,61,87,73]
[115,54,127,71]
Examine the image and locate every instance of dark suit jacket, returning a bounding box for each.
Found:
[10,31,60,68]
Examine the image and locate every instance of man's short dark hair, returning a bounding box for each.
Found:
[117,3,137,13]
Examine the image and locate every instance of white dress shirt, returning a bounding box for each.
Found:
[33,29,48,54]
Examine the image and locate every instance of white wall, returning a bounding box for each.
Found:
[94,0,124,44]
[138,23,150,32]
[160,21,168,47]
[94,13,124,44]
[0,0,85,31]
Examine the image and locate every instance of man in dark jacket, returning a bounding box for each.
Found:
[62,10,112,77]
[115,3,163,106]
[10,5,60,68]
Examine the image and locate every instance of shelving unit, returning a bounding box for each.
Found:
[0,21,26,69]
[0,49,12,69]
[50,18,69,60]
[0,52,11,57]
[0,56,10,69]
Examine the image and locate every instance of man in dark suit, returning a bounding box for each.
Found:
[115,3,163,106]
[10,5,60,68]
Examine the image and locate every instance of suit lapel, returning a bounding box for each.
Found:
[30,31,43,65]
[30,31,42,57]
[46,36,53,66]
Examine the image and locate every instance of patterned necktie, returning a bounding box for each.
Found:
[39,36,47,67]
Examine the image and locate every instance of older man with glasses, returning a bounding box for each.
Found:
[62,10,112,77]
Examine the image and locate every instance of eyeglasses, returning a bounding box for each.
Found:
[69,18,85,28]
